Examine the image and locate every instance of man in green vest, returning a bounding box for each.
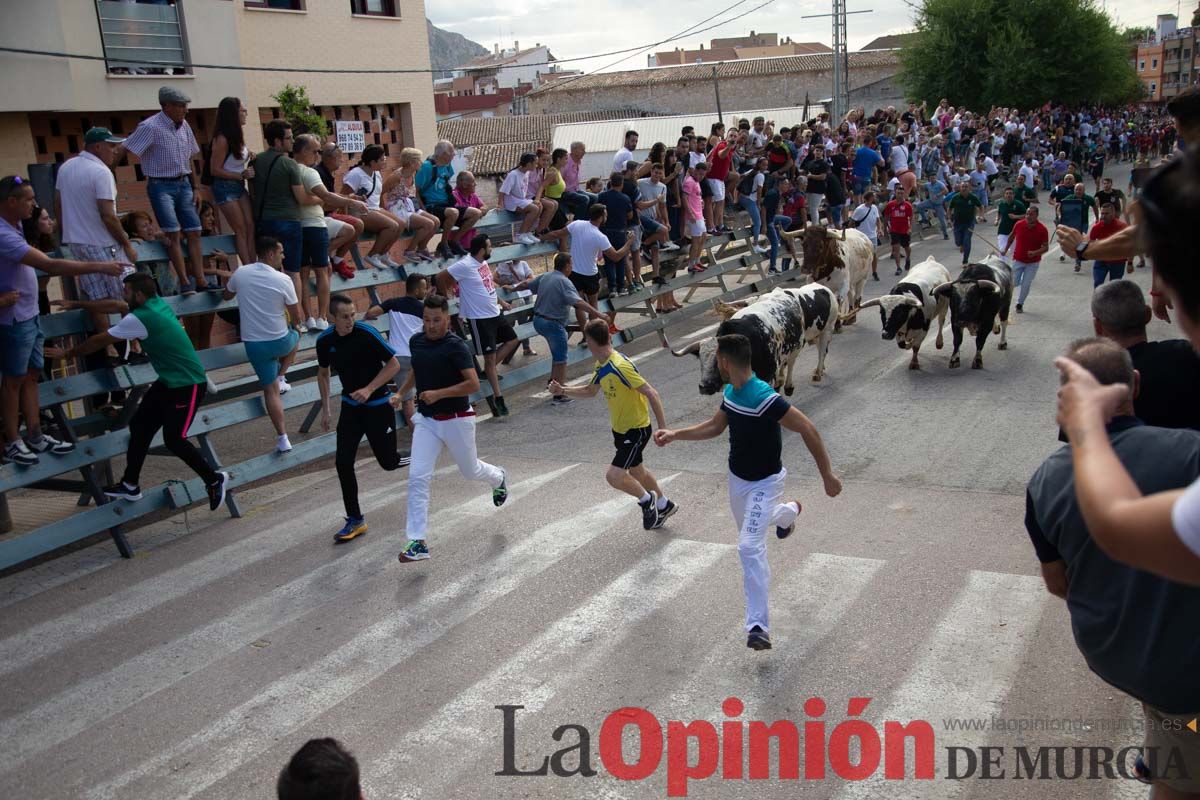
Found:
[60,272,229,509]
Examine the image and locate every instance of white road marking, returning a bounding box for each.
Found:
[363,537,732,797]
[0,464,458,679]
[832,570,1049,799]
[83,475,679,800]
[0,466,578,772]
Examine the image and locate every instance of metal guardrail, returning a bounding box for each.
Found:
[1,214,799,571]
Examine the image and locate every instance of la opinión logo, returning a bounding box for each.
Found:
[496,696,936,797]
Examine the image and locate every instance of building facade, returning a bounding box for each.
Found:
[1134,14,1198,102]
[0,0,436,214]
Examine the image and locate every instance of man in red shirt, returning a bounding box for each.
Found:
[1088,202,1130,288]
[706,132,736,233]
[1000,205,1049,313]
[883,185,915,275]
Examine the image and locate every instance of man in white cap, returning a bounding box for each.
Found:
[123,86,206,294]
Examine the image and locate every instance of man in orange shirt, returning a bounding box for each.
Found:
[1088,202,1130,288]
[882,185,915,276]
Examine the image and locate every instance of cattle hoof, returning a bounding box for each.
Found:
[784,385,795,396]
[998,342,1008,351]
[834,321,843,334]
[949,358,960,369]
[972,358,983,370]
[935,339,944,350]
[811,372,823,383]
[993,324,1001,335]
[908,361,920,370]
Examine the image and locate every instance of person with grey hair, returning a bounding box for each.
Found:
[1091,280,1200,431]
[1026,336,1200,794]
[560,141,595,220]
[415,139,466,258]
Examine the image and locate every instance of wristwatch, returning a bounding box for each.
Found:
[1075,240,1089,259]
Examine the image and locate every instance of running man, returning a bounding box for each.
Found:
[317,294,411,543]
[654,334,842,651]
[59,272,230,510]
[364,272,428,427]
[882,185,914,275]
[550,318,676,530]
[222,235,305,453]
[396,293,508,563]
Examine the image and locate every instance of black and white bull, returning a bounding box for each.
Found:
[932,255,1014,370]
[671,283,838,394]
[795,225,876,330]
[858,256,951,370]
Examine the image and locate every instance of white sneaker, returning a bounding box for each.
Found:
[517,233,538,245]
[661,241,680,251]
[752,244,770,254]
[365,254,388,269]
[381,254,402,268]
[313,318,330,331]
[277,434,293,453]
[305,317,319,330]
[295,322,308,334]
[277,376,291,394]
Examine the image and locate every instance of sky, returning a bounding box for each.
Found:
[429,0,1169,73]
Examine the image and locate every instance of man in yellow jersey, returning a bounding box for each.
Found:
[550,319,677,530]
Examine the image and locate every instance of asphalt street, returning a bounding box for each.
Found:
[0,160,1171,799]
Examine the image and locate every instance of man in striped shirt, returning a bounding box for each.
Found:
[122,86,207,294]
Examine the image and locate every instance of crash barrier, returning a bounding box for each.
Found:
[0,211,804,570]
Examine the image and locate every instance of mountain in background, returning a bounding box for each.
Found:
[427,19,488,76]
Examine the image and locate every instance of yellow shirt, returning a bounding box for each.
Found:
[591,351,650,434]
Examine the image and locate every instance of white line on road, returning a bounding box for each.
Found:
[831,570,1049,799]
[82,475,680,800]
[0,465,578,772]
[363,537,732,798]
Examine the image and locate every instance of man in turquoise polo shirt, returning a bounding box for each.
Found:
[60,272,229,510]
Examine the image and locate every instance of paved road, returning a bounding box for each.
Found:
[0,161,1167,799]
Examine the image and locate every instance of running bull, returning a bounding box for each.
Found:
[671,283,838,394]
[858,256,951,370]
[932,255,1014,369]
[793,224,876,330]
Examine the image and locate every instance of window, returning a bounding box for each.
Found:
[1139,60,1145,71]
[351,0,397,15]
[1152,58,1158,69]
[245,0,304,9]
[1151,82,1157,93]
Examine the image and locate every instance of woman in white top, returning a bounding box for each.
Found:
[1056,153,1200,584]
[499,153,545,246]
[208,97,255,264]
[381,147,439,263]
[339,144,402,269]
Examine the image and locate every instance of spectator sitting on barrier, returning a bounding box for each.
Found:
[122,210,180,296]
[416,140,479,259]
[340,144,404,271]
[386,147,441,264]
[276,738,362,800]
[536,148,567,243]
[584,177,604,194]
[560,141,594,221]
[316,143,364,279]
[223,235,304,454]
[495,259,538,360]
[1,176,123,466]
[500,153,546,247]
[451,171,488,246]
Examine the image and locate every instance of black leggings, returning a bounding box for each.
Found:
[336,401,403,518]
[123,381,218,487]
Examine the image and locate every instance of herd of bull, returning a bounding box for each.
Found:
[671,226,1014,394]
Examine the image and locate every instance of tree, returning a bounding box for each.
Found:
[1121,25,1154,44]
[271,84,328,139]
[900,0,1142,110]
[1193,6,1200,28]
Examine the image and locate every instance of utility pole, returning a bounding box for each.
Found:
[803,2,872,123]
[712,65,724,126]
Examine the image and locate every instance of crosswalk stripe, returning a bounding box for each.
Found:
[0,465,577,772]
[82,475,679,800]
[0,464,459,679]
[831,570,1049,799]
[362,537,732,797]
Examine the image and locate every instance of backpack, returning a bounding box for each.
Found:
[737,170,757,197]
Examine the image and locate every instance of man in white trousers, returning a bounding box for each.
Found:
[394,293,507,563]
[655,334,842,650]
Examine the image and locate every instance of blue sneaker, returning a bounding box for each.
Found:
[334,517,367,544]
[398,538,429,562]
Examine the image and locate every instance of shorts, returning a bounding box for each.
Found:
[466,314,517,356]
[569,270,601,296]
[639,214,663,235]
[503,196,534,213]
[300,224,330,268]
[257,219,303,273]
[533,315,569,364]
[686,219,707,238]
[612,426,652,469]
[211,178,247,205]
[325,215,351,239]
[244,329,299,386]
[890,232,911,248]
[1141,703,1200,792]
[68,243,126,301]
[852,176,871,195]
[706,178,727,202]
[426,204,464,224]
[0,316,44,377]
[394,355,414,401]
[146,176,202,234]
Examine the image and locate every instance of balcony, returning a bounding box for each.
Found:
[95,0,189,76]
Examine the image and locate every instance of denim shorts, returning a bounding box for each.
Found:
[0,316,44,377]
[258,219,303,273]
[211,178,246,205]
[300,224,330,268]
[147,177,202,234]
[533,315,569,364]
[244,329,299,386]
[639,214,662,235]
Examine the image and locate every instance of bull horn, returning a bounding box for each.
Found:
[901,295,922,307]
[977,279,1001,294]
[932,281,955,295]
[858,297,883,310]
[670,340,703,357]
